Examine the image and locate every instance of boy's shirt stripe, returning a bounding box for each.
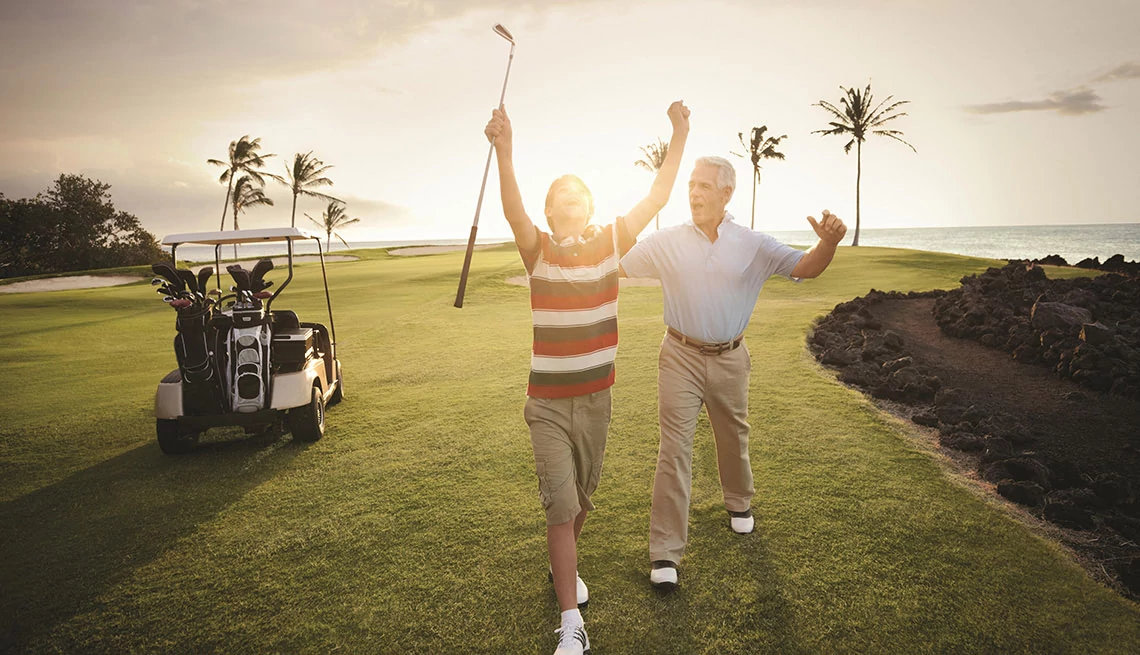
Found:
[531,346,619,374]
[532,332,618,357]
[533,318,618,344]
[531,301,618,327]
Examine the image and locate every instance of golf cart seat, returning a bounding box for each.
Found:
[272,310,300,329]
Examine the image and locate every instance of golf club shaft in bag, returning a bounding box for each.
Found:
[454,24,515,308]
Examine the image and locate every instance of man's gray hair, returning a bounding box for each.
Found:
[695,156,736,195]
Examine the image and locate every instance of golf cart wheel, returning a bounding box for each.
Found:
[156,419,200,455]
[329,361,344,406]
[289,385,325,443]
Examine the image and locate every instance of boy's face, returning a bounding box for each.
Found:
[545,179,592,237]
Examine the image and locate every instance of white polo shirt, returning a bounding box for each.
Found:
[620,212,805,343]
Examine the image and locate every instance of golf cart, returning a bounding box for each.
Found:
[149,227,343,454]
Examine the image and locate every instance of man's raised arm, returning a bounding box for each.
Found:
[622,101,691,239]
[485,106,539,254]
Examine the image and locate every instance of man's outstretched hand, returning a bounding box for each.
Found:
[807,210,847,245]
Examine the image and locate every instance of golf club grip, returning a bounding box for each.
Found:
[454,225,479,308]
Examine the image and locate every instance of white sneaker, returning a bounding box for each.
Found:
[553,623,590,655]
[729,508,754,534]
[649,560,678,591]
[548,566,590,608]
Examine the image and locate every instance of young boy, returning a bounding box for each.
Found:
[484,100,688,655]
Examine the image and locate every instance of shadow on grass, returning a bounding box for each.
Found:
[0,430,303,652]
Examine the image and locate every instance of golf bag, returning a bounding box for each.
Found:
[152,262,227,415]
[224,260,275,413]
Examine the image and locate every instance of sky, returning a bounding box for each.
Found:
[1,0,1138,244]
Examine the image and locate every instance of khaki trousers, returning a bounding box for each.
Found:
[650,332,753,564]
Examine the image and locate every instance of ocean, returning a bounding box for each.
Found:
[766,223,1140,265]
[170,223,1140,265]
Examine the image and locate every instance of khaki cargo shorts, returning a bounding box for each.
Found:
[523,388,611,526]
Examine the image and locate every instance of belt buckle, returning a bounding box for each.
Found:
[699,342,725,356]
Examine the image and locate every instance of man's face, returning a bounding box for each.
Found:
[545,180,592,237]
[688,164,731,228]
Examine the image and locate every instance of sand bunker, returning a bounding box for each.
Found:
[389,244,501,256]
[0,255,358,294]
[0,275,143,294]
[505,275,660,288]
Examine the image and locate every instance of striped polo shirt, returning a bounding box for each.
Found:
[521,219,636,398]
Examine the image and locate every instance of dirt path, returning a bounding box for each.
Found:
[870,298,1140,479]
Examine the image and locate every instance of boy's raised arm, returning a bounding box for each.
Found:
[485,106,539,254]
[622,100,690,239]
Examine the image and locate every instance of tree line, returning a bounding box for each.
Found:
[0,174,164,279]
[635,82,916,246]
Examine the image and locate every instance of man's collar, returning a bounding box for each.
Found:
[686,212,735,238]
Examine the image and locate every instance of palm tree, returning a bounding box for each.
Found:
[813,83,915,246]
[731,126,787,230]
[634,138,669,229]
[207,135,276,232]
[230,175,274,258]
[282,151,338,228]
[306,201,360,253]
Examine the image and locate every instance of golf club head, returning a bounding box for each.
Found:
[151,277,164,286]
[493,23,514,43]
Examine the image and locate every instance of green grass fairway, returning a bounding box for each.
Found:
[1,246,1135,654]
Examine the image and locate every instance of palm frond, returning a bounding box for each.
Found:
[634,138,669,172]
[873,130,917,152]
[867,111,909,128]
[814,100,849,123]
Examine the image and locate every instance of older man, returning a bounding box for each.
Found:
[619,155,846,589]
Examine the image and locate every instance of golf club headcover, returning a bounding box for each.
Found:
[197,267,214,295]
[250,259,274,292]
[177,268,199,296]
[226,264,252,291]
[151,262,185,293]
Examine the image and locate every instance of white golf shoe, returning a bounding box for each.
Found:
[729,508,754,534]
[553,623,590,655]
[649,560,678,591]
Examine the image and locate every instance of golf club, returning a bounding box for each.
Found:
[454,23,515,308]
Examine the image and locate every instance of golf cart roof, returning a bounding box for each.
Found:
[162,227,319,246]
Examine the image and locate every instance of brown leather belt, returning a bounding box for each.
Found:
[667,327,743,356]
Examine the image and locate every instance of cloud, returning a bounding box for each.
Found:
[0,0,590,141]
[965,87,1107,116]
[1094,61,1140,83]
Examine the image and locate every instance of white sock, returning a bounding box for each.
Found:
[561,608,583,629]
